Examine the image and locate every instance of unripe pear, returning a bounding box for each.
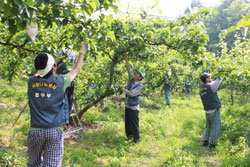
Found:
[26,22,38,43]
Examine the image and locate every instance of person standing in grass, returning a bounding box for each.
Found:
[200,72,223,148]
[164,77,171,106]
[27,42,87,167]
[184,79,191,96]
[120,53,145,143]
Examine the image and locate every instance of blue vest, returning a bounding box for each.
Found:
[127,79,143,106]
[185,82,190,88]
[28,75,69,128]
[164,82,171,92]
[200,83,221,110]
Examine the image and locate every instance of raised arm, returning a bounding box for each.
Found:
[210,77,223,92]
[123,53,134,80]
[123,53,130,66]
[69,42,87,82]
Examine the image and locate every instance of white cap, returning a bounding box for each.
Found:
[36,53,55,77]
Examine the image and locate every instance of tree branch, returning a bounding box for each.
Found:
[78,94,106,118]
[7,34,14,43]
[78,52,120,118]
[0,41,37,53]
[109,56,118,86]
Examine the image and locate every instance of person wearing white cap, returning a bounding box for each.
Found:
[27,42,87,167]
[120,53,145,143]
[200,72,223,148]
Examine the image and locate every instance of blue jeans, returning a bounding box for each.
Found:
[165,91,170,105]
[203,108,221,145]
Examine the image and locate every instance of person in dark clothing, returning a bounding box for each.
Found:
[164,77,171,106]
[27,42,87,166]
[56,48,77,111]
[200,72,223,148]
[184,80,191,96]
[120,53,145,143]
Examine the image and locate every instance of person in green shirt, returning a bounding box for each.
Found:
[27,42,87,167]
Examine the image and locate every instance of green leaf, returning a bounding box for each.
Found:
[4,5,12,17]
[24,0,35,6]
[236,15,250,27]
[225,26,237,36]
[78,25,83,32]
[104,4,109,11]
[92,0,100,8]
[225,14,250,36]
[8,19,17,34]
[45,19,52,28]
[106,14,113,27]
[107,30,116,41]
[110,5,118,13]
[52,8,60,17]
[88,2,96,12]
[62,18,68,26]
[44,0,49,7]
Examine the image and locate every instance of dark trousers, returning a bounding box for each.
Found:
[125,107,140,143]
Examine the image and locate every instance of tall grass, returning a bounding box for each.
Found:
[0,78,249,166]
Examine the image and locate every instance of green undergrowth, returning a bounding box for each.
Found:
[0,78,249,166]
[0,78,29,166]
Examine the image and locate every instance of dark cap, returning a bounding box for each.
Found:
[200,72,211,82]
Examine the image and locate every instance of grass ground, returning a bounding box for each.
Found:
[64,95,217,167]
[0,78,249,166]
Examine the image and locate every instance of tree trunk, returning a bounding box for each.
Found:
[78,95,106,118]
[99,99,104,109]
[78,55,119,119]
